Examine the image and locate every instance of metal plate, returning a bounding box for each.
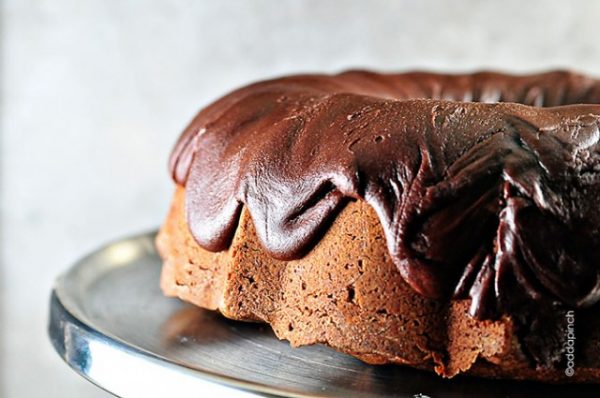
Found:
[49,232,599,398]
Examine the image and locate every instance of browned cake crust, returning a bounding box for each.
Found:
[158,186,600,382]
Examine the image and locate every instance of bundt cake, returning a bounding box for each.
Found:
[157,71,600,382]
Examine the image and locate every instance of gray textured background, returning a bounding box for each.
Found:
[2,0,600,396]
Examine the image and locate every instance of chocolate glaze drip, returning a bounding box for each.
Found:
[170,71,600,367]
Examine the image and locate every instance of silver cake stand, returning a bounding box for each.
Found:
[48,232,598,398]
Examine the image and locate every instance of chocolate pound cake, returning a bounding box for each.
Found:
[157,71,600,382]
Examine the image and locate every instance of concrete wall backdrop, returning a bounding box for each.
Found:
[2,1,600,396]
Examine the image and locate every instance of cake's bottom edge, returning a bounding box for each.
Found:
[157,186,600,383]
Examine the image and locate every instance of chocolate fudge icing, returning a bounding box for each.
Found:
[169,71,600,366]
